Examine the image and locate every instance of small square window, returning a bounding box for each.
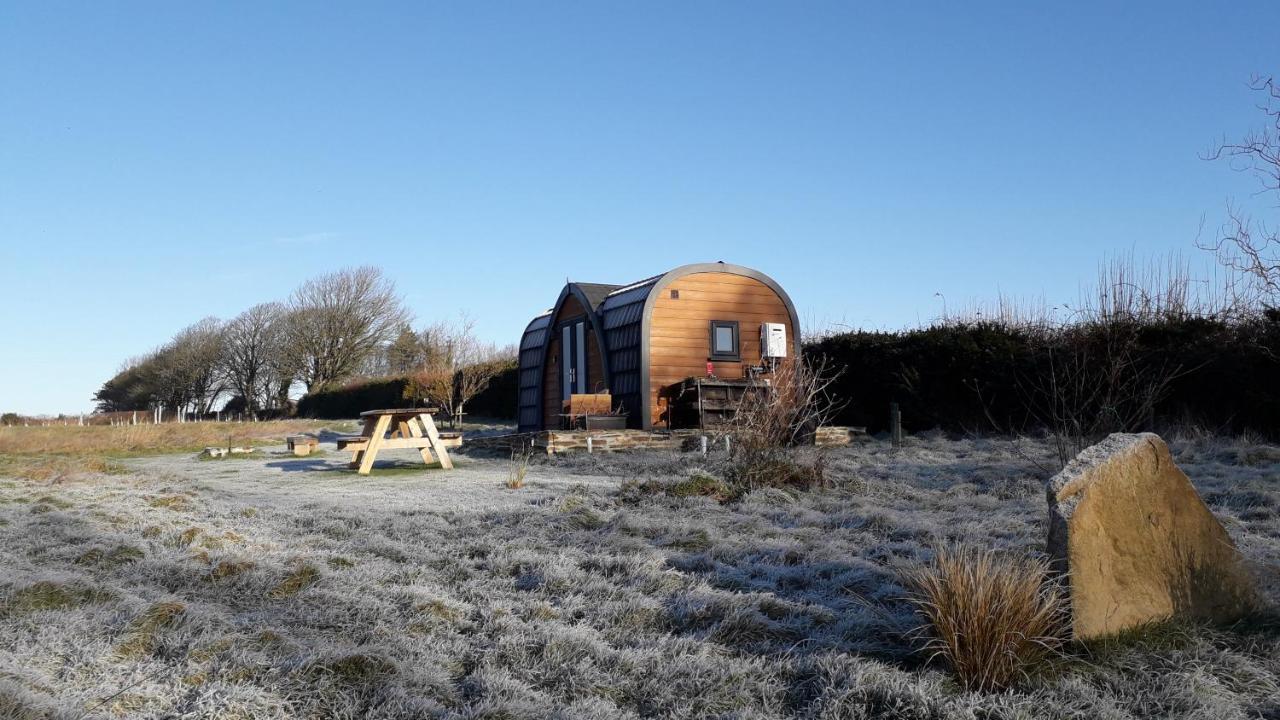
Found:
[670,289,679,299]
[709,320,740,361]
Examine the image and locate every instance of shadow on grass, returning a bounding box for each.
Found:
[264,458,445,475]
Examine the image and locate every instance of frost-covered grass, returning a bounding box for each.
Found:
[0,433,1277,719]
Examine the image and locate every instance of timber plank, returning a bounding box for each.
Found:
[649,309,790,322]
[653,298,793,313]
[658,286,783,300]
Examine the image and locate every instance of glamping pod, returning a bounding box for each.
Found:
[517,262,800,431]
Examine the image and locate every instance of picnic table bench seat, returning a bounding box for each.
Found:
[336,433,462,451]
[335,435,370,450]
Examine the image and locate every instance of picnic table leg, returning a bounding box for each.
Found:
[349,416,379,468]
[403,416,438,467]
[420,413,454,470]
[357,414,392,475]
[395,419,414,439]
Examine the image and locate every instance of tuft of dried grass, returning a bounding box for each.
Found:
[76,545,145,568]
[116,601,186,658]
[670,470,729,499]
[210,559,255,581]
[309,653,396,686]
[148,495,192,512]
[902,544,1069,693]
[505,444,532,489]
[176,527,205,546]
[267,560,320,599]
[2,580,112,616]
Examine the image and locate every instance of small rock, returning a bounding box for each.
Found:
[1047,432,1258,639]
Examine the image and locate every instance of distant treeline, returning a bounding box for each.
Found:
[807,310,1280,439]
[93,266,515,423]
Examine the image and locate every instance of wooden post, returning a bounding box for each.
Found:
[890,402,903,447]
[700,435,708,455]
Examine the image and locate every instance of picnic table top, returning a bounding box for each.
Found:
[359,407,442,417]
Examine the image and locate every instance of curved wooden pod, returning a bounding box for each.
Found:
[640,263,801,429]
[517,263,800,431]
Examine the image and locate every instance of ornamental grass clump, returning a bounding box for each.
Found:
[903,544,1069,693]
[506,444,532,489]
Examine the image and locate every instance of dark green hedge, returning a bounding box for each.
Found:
[464,362,520,419]
[299,316,1279,437]
[805,310,1280,438]
[297,364,520,420]
[296,377,408,419]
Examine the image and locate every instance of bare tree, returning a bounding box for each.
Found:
[149,318,225,420]
[261,309,300,413]
[1018,322,1185,467]
[219,302,283,419]
[720,356,844,491]
[406,315,511,425]
[282,267,411,391]
[1201,75,1280,306]
[93,354,161,412]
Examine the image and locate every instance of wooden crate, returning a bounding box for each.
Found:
[561,393,617,428]
[564,393,612,416]
[668,378,770,429]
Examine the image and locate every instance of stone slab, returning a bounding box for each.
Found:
[1047,432,1257,639]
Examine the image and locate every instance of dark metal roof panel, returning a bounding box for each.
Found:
[600,282,656,313]
[598,277,654,431]
[604,273,662,298]
[572,282,622,312]
[517,312,552,432]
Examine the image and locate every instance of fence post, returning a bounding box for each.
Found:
[700,436,708,455]
[890,402,903,447]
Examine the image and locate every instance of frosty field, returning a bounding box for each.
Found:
[1,433,1278,719]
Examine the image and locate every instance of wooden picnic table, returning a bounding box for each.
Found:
[335,408,462,475]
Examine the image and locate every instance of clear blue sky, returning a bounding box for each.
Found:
[1,1,1276,415]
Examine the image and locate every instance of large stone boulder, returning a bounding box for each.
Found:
[1047,432,1257,639]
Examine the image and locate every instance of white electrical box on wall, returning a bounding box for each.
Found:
[760,323,788,358]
